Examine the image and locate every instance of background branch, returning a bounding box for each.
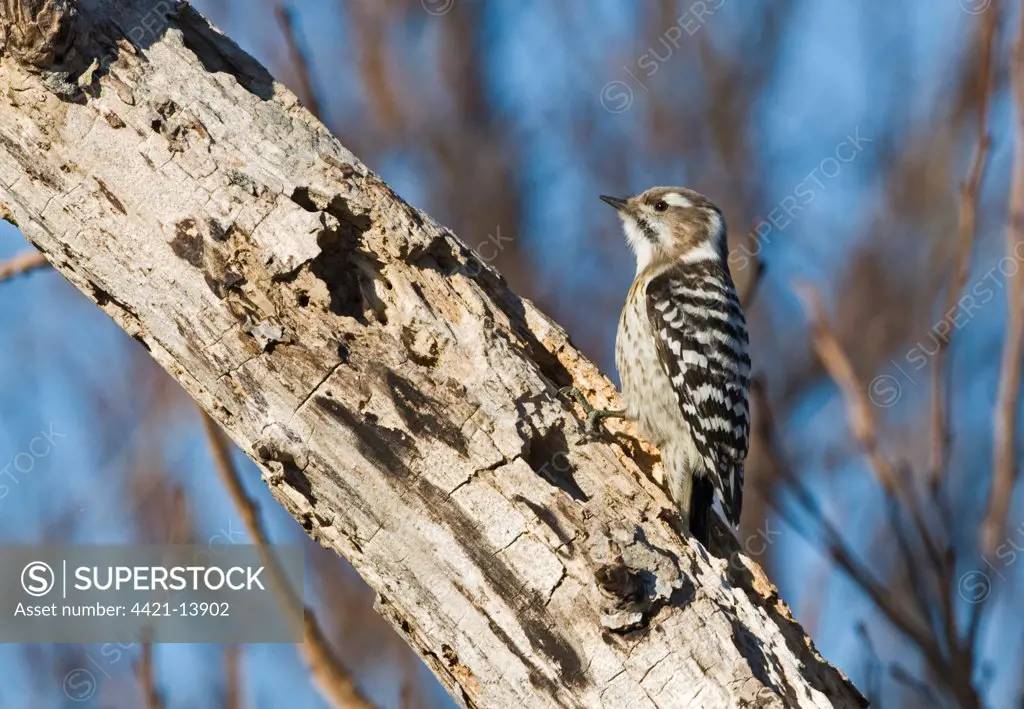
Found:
[984,3,1024,557]
[0,249,46,284]
[200,411,379,709]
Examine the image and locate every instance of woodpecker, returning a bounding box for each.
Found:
[562,187,750,546]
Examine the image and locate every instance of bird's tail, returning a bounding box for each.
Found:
[689,476,715,548]
[665,446,714,548]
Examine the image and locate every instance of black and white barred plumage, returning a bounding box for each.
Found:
[645,263,750,522]
[605,187,750,545]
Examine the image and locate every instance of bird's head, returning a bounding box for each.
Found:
[600,186,726,273]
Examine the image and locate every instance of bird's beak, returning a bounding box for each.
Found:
[599,195,629,212]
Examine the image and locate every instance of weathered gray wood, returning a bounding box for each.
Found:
[0,1,866,707]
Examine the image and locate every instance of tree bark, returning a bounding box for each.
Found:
[0,1,866,707]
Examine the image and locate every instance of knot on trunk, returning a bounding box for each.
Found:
[594,527,695,633]
[0,0,76,69]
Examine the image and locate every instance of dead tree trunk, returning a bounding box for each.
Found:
[0,1,865,707]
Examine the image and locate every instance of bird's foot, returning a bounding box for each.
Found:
[585,408,627,439]
[558,386,593,413]
[558,386,625,442]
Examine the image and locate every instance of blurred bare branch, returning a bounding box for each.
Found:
[984,2,1024,557]
[135,641,167,709]
[0,249,46,283]
[795,283,900,492]
[929,4,998,488]
[276,2,322,119]
[199,411,379,709]
[752,378,982,708]
[224,645,243,709]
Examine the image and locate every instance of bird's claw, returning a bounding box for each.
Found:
[560,386,599,443]
[585,410,607,437]
[558,386,595,415]
[559,386,625,443]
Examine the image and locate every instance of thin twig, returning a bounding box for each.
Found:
[984,4,1024,556]
[199,410,379,709]
[965,557,993,654]
[739,256,766,310]
[275,3,323,120]
[168,486,190,545]
[854,623,883,704]
[755,371,982,708]
[0,250,47,283]
[345,0,404,140]
[749,381,948,678]
[134,488,189,709]
[929,5,999,487]
[224,645,243,709]
[884,496,935,638]
[766,467,948,680]
[796,283,948,564]
[135,639,167,709]
[795,283,899,492]
[890,664,948,709]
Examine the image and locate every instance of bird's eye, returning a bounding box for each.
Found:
[654,201,668,212]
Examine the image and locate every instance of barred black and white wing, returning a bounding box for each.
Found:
[646,263,750,525]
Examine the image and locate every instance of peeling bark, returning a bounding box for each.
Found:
[0,1,866,707]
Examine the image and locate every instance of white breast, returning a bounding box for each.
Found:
[615,283,687,447]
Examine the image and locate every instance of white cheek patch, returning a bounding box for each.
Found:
[621,215,645,246]
[663,193,693,209]
[707,211,725,245]
[631,240,655,273]
[621,216,655,273]
[682,240,720,265]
